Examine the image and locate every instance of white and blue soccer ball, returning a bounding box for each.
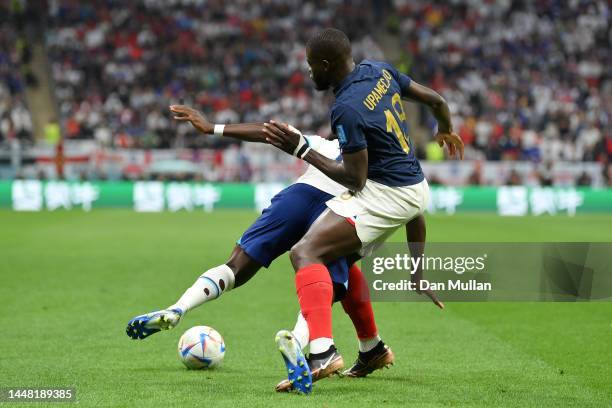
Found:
[178,326,225,369]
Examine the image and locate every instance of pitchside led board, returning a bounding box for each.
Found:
[1,180,612,215]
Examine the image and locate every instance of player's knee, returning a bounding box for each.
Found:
[289,241,313,268]
[224,254,240,277]
[225,247,260,287]
[289,244,303,267]
[290,240,330,269]
[224,260,249,288]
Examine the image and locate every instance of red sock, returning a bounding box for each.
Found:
[295,264,333,341]
[341,264,378,339]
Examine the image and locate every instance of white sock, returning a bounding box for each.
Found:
[309,337,334,354]
[168,264,235,314]
[291,312,309,351]
[359,335,381,353]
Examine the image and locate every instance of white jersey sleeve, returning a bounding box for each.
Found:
[293,135,347,197]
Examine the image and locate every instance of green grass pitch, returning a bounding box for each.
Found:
[1,210,611,407]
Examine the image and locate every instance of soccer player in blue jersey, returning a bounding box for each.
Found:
[264,28,463,391]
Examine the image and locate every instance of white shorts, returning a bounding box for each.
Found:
[326,178,430,256]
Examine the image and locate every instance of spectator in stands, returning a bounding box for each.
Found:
[538,162,554,187]
[466,161,483,186]
[576,171,593,187]
[395,0,610,164]
[10,0,607,185]
[46,0,387,152]
[506,169,523,186]
[0,2,34,144]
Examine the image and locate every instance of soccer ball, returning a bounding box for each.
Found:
[178,326,225,369]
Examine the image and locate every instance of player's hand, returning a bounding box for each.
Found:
[424,289,444,309]
[262,121,301,155]
[413,283,445,309]
[169,105,213,134]
[418,288,445,309]
[435,131,464,160]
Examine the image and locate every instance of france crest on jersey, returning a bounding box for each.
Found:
[331,60,424,187]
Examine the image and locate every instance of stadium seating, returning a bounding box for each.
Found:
[45,0,387,149]
[0,2,34,145]
[394,0,610,163]
[3,1,610,185]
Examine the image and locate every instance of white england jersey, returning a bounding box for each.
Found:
[294,135,346,197]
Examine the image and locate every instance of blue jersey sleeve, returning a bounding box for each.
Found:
[331,104,367,154]
[381,62,412,97]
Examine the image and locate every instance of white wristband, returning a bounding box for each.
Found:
[298,146,311,159]
[214,124,225,137]
[287,125,309,158]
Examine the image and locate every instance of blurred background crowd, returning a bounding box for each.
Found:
[45,0,388,149]
[0,0,610,185]
[395,0,610,164]
[0,1,34,144]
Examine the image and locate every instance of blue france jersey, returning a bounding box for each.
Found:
[331,60,424,187]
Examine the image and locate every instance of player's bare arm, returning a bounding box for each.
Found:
[263,121,368,191]
[170,105,268,143]
[402,81,464,160]
[304,148,367,192]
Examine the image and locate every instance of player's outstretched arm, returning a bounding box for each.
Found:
[264,121,368,192]
[402,82,464,160]
[406,215,444,309]
[170,105,268,143]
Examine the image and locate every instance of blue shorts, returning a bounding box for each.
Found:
[238,183,349,286]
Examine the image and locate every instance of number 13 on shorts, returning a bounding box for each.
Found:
[384,92,410,153]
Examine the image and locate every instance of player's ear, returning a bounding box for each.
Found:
[321,59,330,72]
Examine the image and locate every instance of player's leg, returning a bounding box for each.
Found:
[283,210,361,386]
[275,272,347,394]
[167,245,261,313]
[275,255,346,393]
[328,253,389,362]
[341,263,394,377]
[266,188,357,389]
[277,256,392,391]
[291,209,362,268]
[279,181,429,391]
[126,246,261,340]
[280,259,394,384]
[253,186,342,394]
[127,183,323,340]
[330,253,382,353]
[290,209,361,349]
[288,284,347,351]
[288,180,429,373]
[290,260,394,379]
[343,214,425,376]
[342,263,377,343]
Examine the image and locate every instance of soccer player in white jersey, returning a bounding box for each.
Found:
[127,105,444,393]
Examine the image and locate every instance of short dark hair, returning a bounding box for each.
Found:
[306,28,351,61]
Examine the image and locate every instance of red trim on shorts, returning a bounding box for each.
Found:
[345,217,356,226]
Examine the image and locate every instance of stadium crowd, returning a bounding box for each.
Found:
[45,0,611,166]
[0,2,34,145]
[2,0,611,186]
[46,0,387,149]
[395,0,610,164]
